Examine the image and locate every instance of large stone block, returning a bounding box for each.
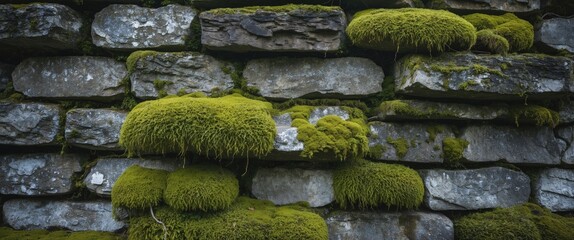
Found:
[0,102,62,145]
[92,4,197,50]
[427,0,540,12]
[536,18,574,53]
[244,57,384,100]
[534,168,574,212]
[65,108,127,150]
[419,167,530,210]
[0,63,13,91]
[12,57,127,101]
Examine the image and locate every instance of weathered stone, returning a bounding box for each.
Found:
[559,102,574,124]
[0,102,62,145]
[372,100,510,122]
[419,167,530,210]
[193,0,419,9]
[65,108,127,150]
[130,52,234,99]
[84,157,180,196]
[3,199,125,231]
[0,63,13,91]
[557,125,574,164]
[251,167,334,207]
[536,18,574,53]
[395,53,573,101]
[245,57,384,100]
[427,0,540,12]
[534,168,574,212]
[92,4,196,50]
[273,113,303,152]
[12,57,127,101]
[326,211,454,240]
[200,6,346,52]
[368,122,454,163]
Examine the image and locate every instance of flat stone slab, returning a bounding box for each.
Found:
[536,18,574,53]
[0,63,13,91]
[395,53,573,101]
[326,211,454,240]
[12,57,127,101]
[372,100,510,122]
[3,199,125,232]
[65,108,127,150]
[251,167,334,207]
[130,52,234,99]
[92,4,197,50]
[244,57,384,100]
[200,6,346,52]
[0,102,62,145]
[419,167,530,210]
[0,153,86,196]
[534,168,574,212]
[427,0,540,12]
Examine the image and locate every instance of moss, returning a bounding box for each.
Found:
[333,159,424,209]
[474,29,510,54]
[386,137,409,159]
[368,144,386,158]
[426,125,446,142]
[206,4,340,15]
[378,100,456,120]
[463,13,518,30]
[164,165,238,212]
[153,79,173,98]
[273,99,369,113]
[442,137,469,164]
[512,104,559,127]
[494,19,534,52]
[471,64,505,77]
[463,13,533,52]
[126,50,158,73]
[346,8,476,53]
[0,227,124,240]
[458,80,478,90]
[111,165,168,210]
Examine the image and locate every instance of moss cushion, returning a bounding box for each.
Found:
[111,165,169,210]
[463,13,534,53]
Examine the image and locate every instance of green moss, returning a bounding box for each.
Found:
[273,99,369,113]
[111,165,168,210]
[463,13,518,30]
[206,4,340,15]
[494,19,534,52]
[430,63,469,74]
[0,227,124,240]
[126,50,158,72]
[463,13,533,52]
[346,8,476,53]
[368,144,386,158]
[164,165,238,212]
[458,80,478,90]
[426,125,446,142]
[442,137,469,164]
[333,159,424,209]
[153,79,173,98]
[379,100,456,120]
[474,29,510,54]
[512,104,559,127]
[386,137,409,159]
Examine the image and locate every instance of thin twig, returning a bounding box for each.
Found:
[150,205,167,240]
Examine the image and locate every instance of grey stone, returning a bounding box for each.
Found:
[557,125,574,164]
[559,102,574,124]
[368,122,454,163]
[308,106,349,125]
[427,0,540,12]
[395,53,574,101]
[534,168,574,212]
[3,199,125,231]
[12,57,127,101]
[536,18,574,53]
[130,52,234,99]
[245,57,384,100]
[84,157,180,196]
[0,102,62,145]
[0,153,86,196]
[326,211,454,240]
[0,63,13,91]
[273,113,303,152]
[251,167,334,207]
[92,4,196,50]
[419,167,530,210]
[65,108,127,150]
[200,7,346,52]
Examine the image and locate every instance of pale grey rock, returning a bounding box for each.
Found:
[536,18,574,53]
[65,108,127,150]
[427,0,540,12]
[245,57,385,100]
[0,63,13,91]
[12,57,127,101]
[557,125,574,164]
[559,102,574,124]
[419,167,530,210]
[92,4,196,50]
[273,113,303,152]
[308,106,349,125]
[534,168,574,211]
[0,102,62,145]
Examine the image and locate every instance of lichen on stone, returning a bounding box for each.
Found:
[463,13,533,52]
[386,137,409,159]
[111,165,168,210]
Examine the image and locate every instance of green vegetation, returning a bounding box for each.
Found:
[126,50,159,72]
[512,105,560,127]
[378,100,456,120]
[463,13,533,52]
[111,165,168,210]
[0,227,124,240]
[205,4,340,15]
[442,137,469,164]
[474,29,510,54]
[333,159,424,209]
[426,125,447,142]
[153,79,173,98]
[386,137,409,159]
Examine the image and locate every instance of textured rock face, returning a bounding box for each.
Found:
[244,57,384,100]
[559,102,574,124]
[558,125,574,164]
[372,100,510,122]
[200,7,346,52]
[326,211,454,240]
[0,63,13,91]
[251,167,334,207]
[395,53,573,101]
[534,168,574,212]
[0,154,86,196]
[273,113,304,152]
[536,18,574,53]
[419,167,531,210]
[428,0,540,12]
[3,199,125,231]
[130,52,234,99]
[65,109,127,150]
[12,57,127,101]
[194,0,418,9]
[0,102,62,145]
[92,4,196,50]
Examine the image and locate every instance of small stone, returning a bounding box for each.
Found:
[0,102,62,145]
[534,168,574,212]
[65,108,127,150]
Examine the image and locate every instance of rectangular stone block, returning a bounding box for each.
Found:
[0,102,62,146]
[65,108,127,150]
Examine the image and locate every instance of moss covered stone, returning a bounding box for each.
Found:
[0,227,124,240]
[442,137,469,164]
[512,105,560,127]
[111,165,168,210]
[205,4,340,15]
[463,13,533,52]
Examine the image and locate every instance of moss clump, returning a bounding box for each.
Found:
[126,50,159,72]
[512,105,559,127]
[164,165,238,212]
[119,94,276,158]
[206,4,340,15]
[111,165,168,210]
[386,137,409,159]
[0,227,124,240]
[378,100,456,120]
[346,8,476,53]
[474,29,510,54]
[463,13,533,52]
[455,203,574,240]
[333,159,424,209]
[442,137,469,164]
[426,125,447,142]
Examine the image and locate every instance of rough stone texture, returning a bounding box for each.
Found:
[65,108,127,150]
[308,106,350,124]
[559,101,574,124]
[12,56,127,101]
[130,52,234,99]
[368,122,454,163]
[419,167,531,210]
[536,18,574,53]
[534,168,574,212]
[326,211,454,240]
[251,167,334,207]
[244,57,384,100]
[461,125,561,164]
[84,157,180,196]
[0,102,62,145]
[372,100,510,122]
[92,4,196,50]
[395,53,574,101]
[557,125,574,164]
[3,199,125,231]
[273,113,303,152]
[0,63,13,91]
[193,0,419,9]
[0,154,86,196]
[427,0,540,12]
[200,7,346,52]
